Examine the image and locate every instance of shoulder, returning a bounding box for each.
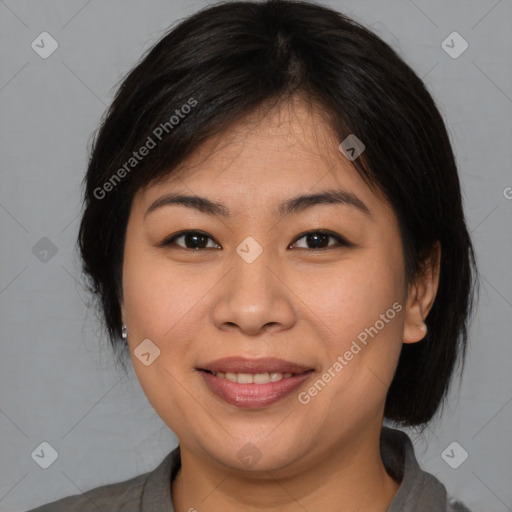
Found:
[26,471,149,512]
[27,446,181,512]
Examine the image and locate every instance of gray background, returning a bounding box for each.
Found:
[0,0,511,510]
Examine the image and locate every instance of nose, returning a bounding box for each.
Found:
[211,246,296,336]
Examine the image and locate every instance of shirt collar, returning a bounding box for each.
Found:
[382,427,449,511]
[141,444,180,511]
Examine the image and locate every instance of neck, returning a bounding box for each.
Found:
[171,425,400,512]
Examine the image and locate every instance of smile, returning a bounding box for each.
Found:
[199,369,315,408]
[203,370,301,383]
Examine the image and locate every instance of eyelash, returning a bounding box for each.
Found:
[158,229,352,251]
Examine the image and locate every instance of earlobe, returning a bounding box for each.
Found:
[402,242,441,344]
[403,318,428,344]
[403,308,428,344]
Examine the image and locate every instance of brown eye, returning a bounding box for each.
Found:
[159,231,221,250]
[159,229,350,251]
[290,230,351,250]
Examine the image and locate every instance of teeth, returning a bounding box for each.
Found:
[254,372,272,384]
[237,372,254,384]
[211,371,295,383]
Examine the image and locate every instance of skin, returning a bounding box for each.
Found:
[121,96,440,512]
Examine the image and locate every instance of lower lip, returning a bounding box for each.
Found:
[199,370,314,408]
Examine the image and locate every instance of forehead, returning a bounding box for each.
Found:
[134,98,391,221]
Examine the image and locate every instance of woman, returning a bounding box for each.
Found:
[29,0,478,510]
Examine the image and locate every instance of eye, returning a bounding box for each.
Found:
[289,230,351,250]
[158,229,351,251]
[159,230,221,250]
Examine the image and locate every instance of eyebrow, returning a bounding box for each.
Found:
[144,189,371,219]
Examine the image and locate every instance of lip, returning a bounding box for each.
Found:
[197,356,313,375]
[196,357,315,408]
[199,369,315,408]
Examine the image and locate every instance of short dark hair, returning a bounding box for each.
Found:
[78,0,478,426]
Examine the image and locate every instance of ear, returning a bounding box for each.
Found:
[403,241,441,344]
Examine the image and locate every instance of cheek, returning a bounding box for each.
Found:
[123,240,195,334]
[299,252,404,347]
[121,247,202,421]
[295,245,405,404]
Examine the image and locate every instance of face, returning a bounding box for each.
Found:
[121,98,412,476]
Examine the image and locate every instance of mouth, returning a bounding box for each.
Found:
[199,368,313,384]
[196,357,315,408]
[197,356,314,376]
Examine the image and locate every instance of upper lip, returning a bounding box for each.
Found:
[198,357,313,375]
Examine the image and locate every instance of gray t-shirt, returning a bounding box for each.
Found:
[27,427,473,511]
